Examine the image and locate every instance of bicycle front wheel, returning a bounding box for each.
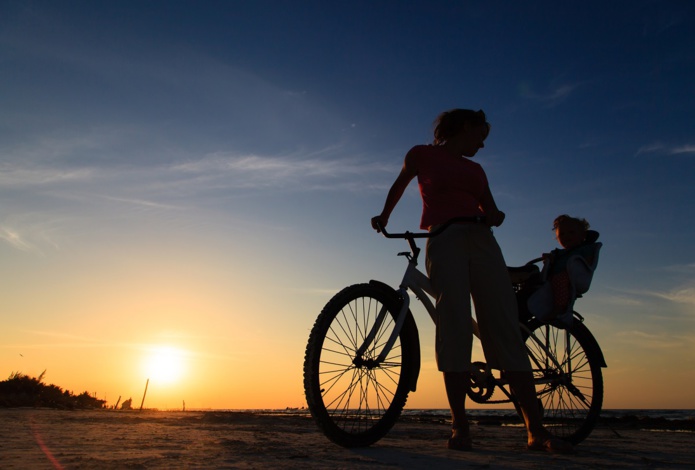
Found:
[523,319,604,445]
[303,283,416,447]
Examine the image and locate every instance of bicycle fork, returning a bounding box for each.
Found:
[354,256,422,368]
[353,288,410,368]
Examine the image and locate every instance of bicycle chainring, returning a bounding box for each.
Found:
[467,361,495,403]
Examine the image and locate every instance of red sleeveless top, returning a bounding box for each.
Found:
[413,145,488,229]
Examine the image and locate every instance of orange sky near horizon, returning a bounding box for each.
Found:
[4,285,694,412]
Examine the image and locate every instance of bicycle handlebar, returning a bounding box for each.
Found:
[376,216,487,239]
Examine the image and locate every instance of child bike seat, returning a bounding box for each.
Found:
[527,231,602,327]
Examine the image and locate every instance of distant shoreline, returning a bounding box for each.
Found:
[190,407,695,420]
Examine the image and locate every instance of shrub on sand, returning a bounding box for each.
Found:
[0,371,106,409]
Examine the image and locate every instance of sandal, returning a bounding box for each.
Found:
[527,437,574,454]
[447,427,473,451]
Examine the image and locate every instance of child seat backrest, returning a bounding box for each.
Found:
[567,239,602,296]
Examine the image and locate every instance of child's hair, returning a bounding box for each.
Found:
[552,214,590,232]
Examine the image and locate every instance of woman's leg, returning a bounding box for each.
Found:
[444,371,470,429]
[443,371,472,450]
[505,371,573,452]
[426,226,475,450]
[504,371,545,439]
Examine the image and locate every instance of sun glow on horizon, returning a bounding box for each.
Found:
[143,345,187,385]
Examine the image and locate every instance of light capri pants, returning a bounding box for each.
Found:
[425,223,531,373]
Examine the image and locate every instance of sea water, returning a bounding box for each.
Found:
[262,407,695,422]
[399,409,695,421]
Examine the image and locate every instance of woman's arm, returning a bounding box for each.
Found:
[371,149,419,231]
[479,185,506,227]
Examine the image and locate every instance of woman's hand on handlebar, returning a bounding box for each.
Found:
[371,214,388,233]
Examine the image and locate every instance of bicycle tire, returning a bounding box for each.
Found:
[303,283,416,447]
[523,318,604,445]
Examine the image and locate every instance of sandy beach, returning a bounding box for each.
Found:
[1,409,693,469]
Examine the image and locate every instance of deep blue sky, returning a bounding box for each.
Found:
[1,0,694,408]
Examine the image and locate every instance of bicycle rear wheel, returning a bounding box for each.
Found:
[303,283,416,447]
[523,319,604,445]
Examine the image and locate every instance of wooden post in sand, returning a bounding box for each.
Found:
[139,378,149,411]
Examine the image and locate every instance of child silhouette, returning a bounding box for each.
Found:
[544,215,595,315]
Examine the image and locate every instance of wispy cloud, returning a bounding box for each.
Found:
[0,145,396,253]
[0,126,144,166]
[628,267,695,307]
[0,162,94,187]
[660,263,695,274]
[614,330,693,350]
[2,141,394,200]
[519,82,582,107]
[636,143,695,156]
[601,281,695,309]
[671,145,695,155]
[599,292,646,308]
[97,195,183,211]
[171,151,397,192]
[0,227,34,252]
[635,143,665,156]
[649,285,695,306]
[0,216,64,254]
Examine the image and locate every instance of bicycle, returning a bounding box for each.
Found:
[303,217,606,448]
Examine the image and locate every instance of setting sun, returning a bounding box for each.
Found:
[143,346,187,385]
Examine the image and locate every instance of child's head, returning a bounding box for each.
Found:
[553,215,590,249]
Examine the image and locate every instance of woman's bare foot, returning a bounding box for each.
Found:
[527,432,574,454]
[447,425,473,451]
